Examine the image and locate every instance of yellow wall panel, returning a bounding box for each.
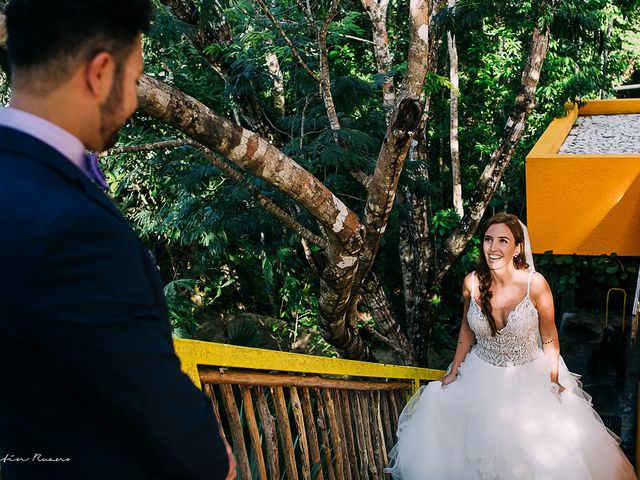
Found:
[526,100,640,256]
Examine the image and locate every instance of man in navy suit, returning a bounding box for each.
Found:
[0,1,235,478]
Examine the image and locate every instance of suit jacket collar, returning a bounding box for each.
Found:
[0,126,127,227]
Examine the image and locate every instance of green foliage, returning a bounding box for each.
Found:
[431,208,462,251]
[102,0,640,360]
[536,254,639,311]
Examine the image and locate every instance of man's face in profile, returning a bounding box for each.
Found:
[99,35,144,151]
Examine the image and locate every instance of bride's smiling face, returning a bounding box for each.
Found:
[482,223,521,270]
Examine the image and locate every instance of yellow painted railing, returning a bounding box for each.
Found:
[173,339,446,479]
[173,338,445,392]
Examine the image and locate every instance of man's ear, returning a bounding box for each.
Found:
[85,51,115,101]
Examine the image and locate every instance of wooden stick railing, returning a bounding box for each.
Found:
[173,339,445,479]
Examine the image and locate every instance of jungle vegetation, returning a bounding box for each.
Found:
[1,0,639,367]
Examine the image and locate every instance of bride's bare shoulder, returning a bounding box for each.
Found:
[462,271,475,298]
[529,271,552,296]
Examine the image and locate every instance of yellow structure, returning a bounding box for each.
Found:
[526,99,640,256]
[174,338,445,393]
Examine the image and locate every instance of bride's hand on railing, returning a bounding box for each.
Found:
[440,371,458,388]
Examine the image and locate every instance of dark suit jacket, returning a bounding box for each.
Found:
[0,127,228,479]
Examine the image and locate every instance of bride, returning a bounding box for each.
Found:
[386,212,636,479]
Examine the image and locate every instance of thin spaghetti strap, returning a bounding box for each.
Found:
[471,271,476,297]
[527,270,534,295]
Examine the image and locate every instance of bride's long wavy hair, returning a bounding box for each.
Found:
[476,212,529,336]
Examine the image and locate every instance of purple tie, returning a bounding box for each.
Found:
[84,152,109,190]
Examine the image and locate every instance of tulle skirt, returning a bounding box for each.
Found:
[385,349,637,480]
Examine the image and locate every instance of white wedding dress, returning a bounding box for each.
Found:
[386,272,637,480]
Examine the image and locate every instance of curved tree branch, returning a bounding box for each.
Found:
[136,74,373,359]
[137,75,363,247]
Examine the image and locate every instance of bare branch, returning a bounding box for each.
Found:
[100,139,190,156]
[254,191,328,249]
[316,3,373,193]
[195,143,329,249]
[137,75,362,247]
[318,0,342,131]
[353,0,439,295]
[294,0,317,31]
[255,0,319,82]
[299,94,310,148]
[339,33,375,45]
[349,169,372,189]
[300,238,320,275]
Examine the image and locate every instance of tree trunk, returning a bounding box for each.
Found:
[401,141,437,366]
[353,0,434,297]
[360,0,396,113]
[361,273,418,365]
[447,0,463,218]
[397,10,441,366]
[397,193,416,323]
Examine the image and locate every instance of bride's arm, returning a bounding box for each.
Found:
[532,272,562,389]
[442,273,476,386]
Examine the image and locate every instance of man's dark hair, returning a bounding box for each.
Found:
[6,0,152,89]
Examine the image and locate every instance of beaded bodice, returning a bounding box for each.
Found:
[467,272,542,367]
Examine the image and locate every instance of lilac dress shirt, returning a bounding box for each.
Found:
[0,107,94,180]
